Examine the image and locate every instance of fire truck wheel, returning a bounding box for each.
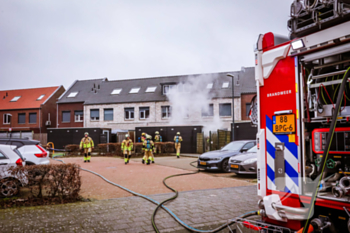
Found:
[221,158,230,173]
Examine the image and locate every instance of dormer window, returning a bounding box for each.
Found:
[10,96,21,102]
[129,88,140,94]
[37,94,45,100]
[67,92,78,98]
[111,89,122,95]
[163,85,176,95]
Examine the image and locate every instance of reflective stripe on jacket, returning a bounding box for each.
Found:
[122,139,133,151]
[80,137,94,148]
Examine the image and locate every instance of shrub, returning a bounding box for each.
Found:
[65,144,80,155]
[9,164,81,199]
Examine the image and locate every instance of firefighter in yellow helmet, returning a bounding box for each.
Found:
[142,134,154,165]
[174,132,183,158]
[80,132,94,162]
[153,131,162,154]
[121,134,133,165]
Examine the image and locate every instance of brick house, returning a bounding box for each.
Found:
[0,86,65,143]
[56,68,256,133]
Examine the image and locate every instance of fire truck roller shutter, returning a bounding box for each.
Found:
[265,116,300,194]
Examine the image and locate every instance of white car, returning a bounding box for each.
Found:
[0,139,50,165]
[0,144,28,197]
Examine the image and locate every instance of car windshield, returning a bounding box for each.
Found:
[221,141,246,151]
[247,146,257,153]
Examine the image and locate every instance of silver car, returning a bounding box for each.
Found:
[0,144,28,197]
[229,146,257,175]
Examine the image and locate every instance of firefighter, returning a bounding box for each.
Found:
[79,132,94,162]
[142,134,154,165]
[174,132,183,158]
[121,134,133,165]
[141,132,150,163]
[153,131,162,154]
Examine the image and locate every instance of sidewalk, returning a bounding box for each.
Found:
[0,186,259,233]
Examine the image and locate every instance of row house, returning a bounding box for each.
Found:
[0,86,65,142]
[56,68,256,131]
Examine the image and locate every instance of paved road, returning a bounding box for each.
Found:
[0,186,259,233]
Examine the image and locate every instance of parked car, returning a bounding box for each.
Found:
[229,145,257,175]
[0,139,49,165]
[197,140,256,172]
[0,144,28,197]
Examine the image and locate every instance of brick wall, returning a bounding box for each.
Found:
[57,102,84,128]
[0,109,40,133]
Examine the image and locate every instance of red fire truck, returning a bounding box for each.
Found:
[251,1,350,232]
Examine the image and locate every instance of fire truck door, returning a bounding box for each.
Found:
[275,143,285,191]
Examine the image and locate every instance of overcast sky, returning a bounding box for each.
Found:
[0,0,293,90]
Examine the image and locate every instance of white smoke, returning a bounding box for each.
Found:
[166,74,224,135]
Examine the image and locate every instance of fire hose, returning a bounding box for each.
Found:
[303,67,350,233]
[52,156,259,232]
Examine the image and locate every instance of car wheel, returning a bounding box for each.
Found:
[221,159,230,173]
[0,178,20,197]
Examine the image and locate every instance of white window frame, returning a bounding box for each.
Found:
[222,82,229,88]
[3,114,11,124]
[74,111,84,122]
[10,96,21,102]
[124,108,135,120]
[129,88,140,94]
[67,92,78,98]
[206,83,213,89]
[111,89,122,95]
[139,107,150,119]
[161,106,171,119]
[37,95,45,100]
[145,87,157,93]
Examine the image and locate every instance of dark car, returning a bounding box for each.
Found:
[197,140,256,172]
[229,145,257,175]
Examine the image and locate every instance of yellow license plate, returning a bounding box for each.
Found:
[273,114,295,134]
[200,161,207,165]
[231,164,239,169]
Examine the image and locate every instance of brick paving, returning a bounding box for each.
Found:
[0,186,259,233]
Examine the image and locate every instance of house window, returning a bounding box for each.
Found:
[145,87,157,93]
[125,108,134,120]
[67,92,78,98]
[246,103,251,117]
[3,114,11,124]
[206,83,213,89]
[29,113,37,124]
[222,82,229,88]
[10,96,21,102]
[129,88,140,94]
[37,95,45,100]
[161,106,171,118]
[139,107,150,119]
[104,109,113,121]
[90,109,100,121]
[201,104,214,117]
[163,85,176,95]
[74,111,84,122]
[62,111,71,123]
[219,103,232,116]
[18,113,26,124]
[111,89,122,95]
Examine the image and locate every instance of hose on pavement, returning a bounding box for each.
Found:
[52,157,258,232]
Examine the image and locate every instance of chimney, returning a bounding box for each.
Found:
[6,92,8,96]
[98,84,100,89]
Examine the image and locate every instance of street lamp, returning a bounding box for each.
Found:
[6,114,13,138]
[226,74,235,141]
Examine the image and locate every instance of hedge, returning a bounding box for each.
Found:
[1,164,82,208]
